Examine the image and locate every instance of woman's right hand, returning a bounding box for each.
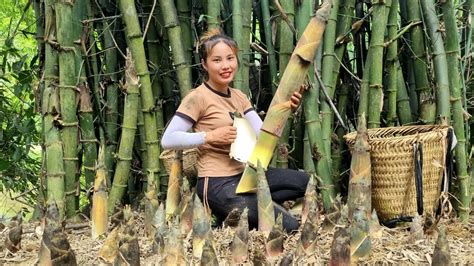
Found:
[205,126,237,145]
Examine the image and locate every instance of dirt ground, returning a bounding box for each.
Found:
[0,211,472,265]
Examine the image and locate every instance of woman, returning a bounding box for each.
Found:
[161,29,308,232]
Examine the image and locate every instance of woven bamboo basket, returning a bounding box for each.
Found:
[159,148,198,178]
[344,125,449,222]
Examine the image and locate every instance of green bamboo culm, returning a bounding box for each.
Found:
[43,0,65,218]
[143,0,165,140]
[160,0,192,98]
[176,0,194,65]
[301,11,336,212]
[396,63,414,124]
[75,1,98,196]
[367,0,391,128]
[420,0,451,124]
[107,54,140,214]
[206,0,221,30]
[55,0,80,218]
[102,20,120,181]
[331,0,355,184]
[441,0,471,222]
[298,0,317,175]
[274,0,296,169]
[319,0,339,191]
[406,0,435,124]
[385,0,399,126]
[116,0,161,204]
[232,0,252,96]
[260,0,278,93]
[156,11,176,122]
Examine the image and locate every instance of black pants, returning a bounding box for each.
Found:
[196,167,309,233]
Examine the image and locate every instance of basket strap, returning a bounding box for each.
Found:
[414,142,424,215]
[436,127,454,216]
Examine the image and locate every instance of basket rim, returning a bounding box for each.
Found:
[343,125,449,143]
[159,148,198,159]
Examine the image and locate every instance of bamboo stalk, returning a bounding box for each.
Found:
[367,0,391,128]
[260,0,278,93]
[176,0,194,65]
[160,0,192,98]
[232,0,252,96]
[43,0,65,218]
[320,0,340,169]
[237,3,331,194]
[274,0,295,169]
[206,0,221,30]
[331,0,355,189]
[386,0,399,127]
[156,11,176,122]
[102,18,120,182]
[118,0,162,203]
[107,52,140,214]
[55,0,80,217]
[420,0,451,123]
[406,0,435,124]
[441,0,471,221]
[396,64,414,125]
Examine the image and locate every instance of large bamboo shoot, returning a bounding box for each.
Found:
[237,2,331,193]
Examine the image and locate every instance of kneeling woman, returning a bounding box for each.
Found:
[161,29,308,232]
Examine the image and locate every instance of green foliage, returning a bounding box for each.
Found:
[0,0,40,206]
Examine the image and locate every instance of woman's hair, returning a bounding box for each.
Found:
[199,28,239,63]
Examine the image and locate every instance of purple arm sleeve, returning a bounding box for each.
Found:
[161,115,206,150]
[244,110,263,137]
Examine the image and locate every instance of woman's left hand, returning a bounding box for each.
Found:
[290,90,303,112]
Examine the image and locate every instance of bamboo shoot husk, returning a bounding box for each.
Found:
[166,150,182,220]
[231,208,249,263]
[257,160,275,236]
[91,144,108,239]
[192,195,212,258]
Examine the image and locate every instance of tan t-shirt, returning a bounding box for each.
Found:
[176,83,253,177]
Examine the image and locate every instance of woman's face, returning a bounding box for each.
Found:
[202,41,238,90]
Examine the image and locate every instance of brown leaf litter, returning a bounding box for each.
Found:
[0,212,472,265]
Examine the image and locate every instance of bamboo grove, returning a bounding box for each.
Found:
[34,0,473,226]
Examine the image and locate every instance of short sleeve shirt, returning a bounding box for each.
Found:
[176,83,253,177]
